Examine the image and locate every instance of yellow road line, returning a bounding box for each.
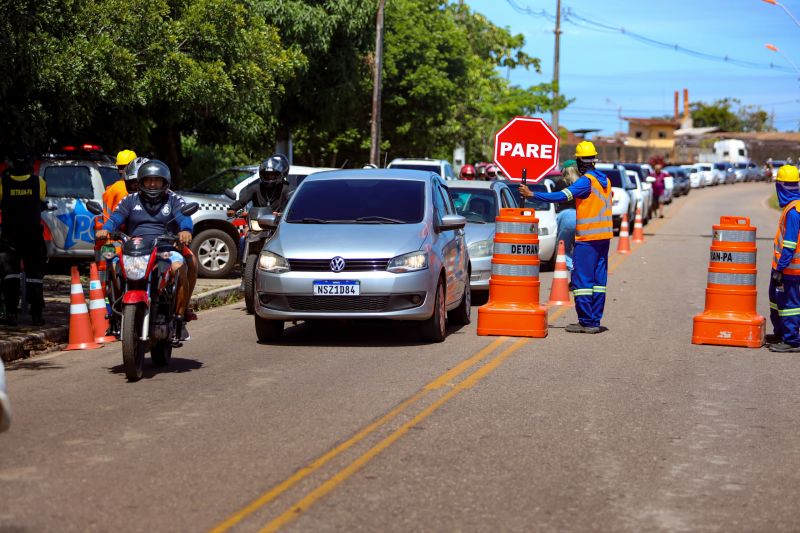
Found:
[259,338,530,533]
[209,336,509,533]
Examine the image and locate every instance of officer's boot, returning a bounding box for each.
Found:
[27,280,44,326]
[2,275,20,326]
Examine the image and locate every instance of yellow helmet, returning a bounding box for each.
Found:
[575,141,598,158]
[777,165,800,183]
[116,149,137,167]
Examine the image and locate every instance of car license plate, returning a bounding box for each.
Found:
[313,280,360,296]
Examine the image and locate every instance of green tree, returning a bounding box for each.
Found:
[690,98,742,131]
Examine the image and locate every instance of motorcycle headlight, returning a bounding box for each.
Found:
[249,219,262,232]
[467,240,493,258]
[387,251,428,273]
[123,255,149,280]
[258,251,289,273]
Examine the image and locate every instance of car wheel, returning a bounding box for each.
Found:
[244,253,258,315]
[420,279,446,343]
[255,315,284,343]
[191,229,237,279]
[448,278,471,326]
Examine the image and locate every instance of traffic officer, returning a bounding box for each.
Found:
[103,149,137,221]
[0,154,48,325]
[519,141,612,333]
[767,164,800,352]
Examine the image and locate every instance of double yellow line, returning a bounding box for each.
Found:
[212,207,674,532]
[211,337,527,533]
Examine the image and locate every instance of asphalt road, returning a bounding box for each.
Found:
[3,182,799,532]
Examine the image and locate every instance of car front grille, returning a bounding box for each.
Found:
[286,295,391,312]
[287,258,391,272]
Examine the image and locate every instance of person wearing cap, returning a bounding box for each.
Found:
[767,164,800,352]
[0,153,48,325]
[103,149,138,221]
[519,141,612,334]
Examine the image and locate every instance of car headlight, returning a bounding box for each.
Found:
[467,240,493,258]
[258,251,289,273]
[249,219,262,232]
[538,227,549,236]
[123,255,149,280]
[387,251,428,273]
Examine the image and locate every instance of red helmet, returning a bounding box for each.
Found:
[460,164,476,180]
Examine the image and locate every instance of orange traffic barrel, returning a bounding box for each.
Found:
[478,208,547,337]
[692,216,764,347]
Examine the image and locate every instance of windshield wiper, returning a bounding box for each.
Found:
[296,217,330,224]
[354,216,404,224]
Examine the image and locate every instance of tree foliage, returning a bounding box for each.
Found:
[691,98,774,133]
[1,0,569,184]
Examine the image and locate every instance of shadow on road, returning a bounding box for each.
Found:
[259,318,470,348]
[107,357,204,380]
[6,359,65,372]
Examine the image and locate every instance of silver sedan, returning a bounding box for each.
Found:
[253,169,471,343]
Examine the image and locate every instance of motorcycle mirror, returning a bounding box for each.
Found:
[85,200,103,216]
[180,202,199,217]
[223,188,236,200]
[257,214,278,229]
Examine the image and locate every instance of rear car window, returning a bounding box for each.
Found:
[286,179,425,224]
[98,166,120,188]
[523,184,552,211]
[603,169,625,188]
[449,189,497,223]
[714,163,727,170]
[389,164,441,176]
[44,166,94,198]
[189,168,255,194]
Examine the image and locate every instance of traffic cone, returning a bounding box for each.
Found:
[617,213,631,254]
[88,263,116,343]
[65,266,102,351]
[547,240,573,307]
[632,205,645,243]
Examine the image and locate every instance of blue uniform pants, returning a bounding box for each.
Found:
[769,272,800,346]
[571,240,610,327]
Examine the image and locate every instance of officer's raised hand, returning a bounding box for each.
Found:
[518,184,533,199]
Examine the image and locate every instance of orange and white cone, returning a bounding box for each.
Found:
[617,213,631,254]
[632,204,645,243]
[65,266,102,351]
[88,263,116,343]
[547,240,573,307]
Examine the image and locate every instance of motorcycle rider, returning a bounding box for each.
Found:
[459,164,476,180]
[227,154,292,217]
[96,160,198,341]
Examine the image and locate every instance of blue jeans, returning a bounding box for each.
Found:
[556,209,576,270]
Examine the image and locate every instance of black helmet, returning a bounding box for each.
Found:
[137,160,171,204]
[10,153,33,174]
[124,157,149,194]
[259,154,289,184]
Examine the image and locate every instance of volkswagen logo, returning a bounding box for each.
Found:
[330,256,346,272]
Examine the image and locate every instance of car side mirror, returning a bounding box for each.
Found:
[224,188,236,200]
[181,202,199,216]
[257,214,279,228]
[85,200,103,216]
[439,214,466,232]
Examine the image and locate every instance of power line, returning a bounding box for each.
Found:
[503,0,796,74]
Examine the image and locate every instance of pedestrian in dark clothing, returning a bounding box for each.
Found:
[0,155,48,325]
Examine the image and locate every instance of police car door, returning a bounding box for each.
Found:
[41,163,102,258]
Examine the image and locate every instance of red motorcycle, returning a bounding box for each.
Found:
[100,203,198,381]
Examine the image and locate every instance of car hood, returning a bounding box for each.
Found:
[268,223,428,259]
[463,222,495,245]
[176,191,230,204]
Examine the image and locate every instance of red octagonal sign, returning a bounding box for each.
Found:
[493,116,560,183]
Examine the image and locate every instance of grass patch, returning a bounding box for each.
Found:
[193,290,242,311]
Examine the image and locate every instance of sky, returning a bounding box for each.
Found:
[466,0,800,136]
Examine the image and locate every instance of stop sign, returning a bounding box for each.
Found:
[493,116,560,183]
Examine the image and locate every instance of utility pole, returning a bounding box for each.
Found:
[551,0,562,133]
[370,0,386,166]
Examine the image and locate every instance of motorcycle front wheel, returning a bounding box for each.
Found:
[122,304,146,381]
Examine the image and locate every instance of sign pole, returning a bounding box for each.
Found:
[516,167,528,207]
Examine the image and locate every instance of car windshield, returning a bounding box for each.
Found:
[188,168,254,194]
[664,167,685,178]
[714,163,727,170]
[389,164,441,176]
[98,166,120,188]
[44,165,94,198]
[286,179,425,224]
[523,184,552,211]
[735,163,747,169]
[449,189,497,223]
[602,169,626,188]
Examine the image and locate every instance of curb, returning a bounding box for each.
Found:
[0,326,69,363]
[0,283,242,363]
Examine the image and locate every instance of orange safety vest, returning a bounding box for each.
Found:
[575,172,613,242]
[773,199,800,275]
